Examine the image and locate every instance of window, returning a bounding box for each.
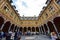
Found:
[11,13,13,16]
[21,22,23,24]
[14,15,16,19]
[4,6,9,12]
[35,22,38,24]
[46,13,48,17]
[49,6,53,11]
[49,6,55,12]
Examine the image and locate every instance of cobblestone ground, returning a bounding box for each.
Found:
[21,35,51,40]
[1,35,51,40]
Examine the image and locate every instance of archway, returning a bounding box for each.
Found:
[47,21,56,32]
[19,27,23,32]
[2,21,11,32]
[28,27,31,31]
[10,24,15,31]
[36,27,39,32]
[53,17,60,33]
[32,27,35,32]
[24,27,27,32]
[0,16,4,28]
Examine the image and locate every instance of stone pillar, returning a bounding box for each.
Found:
[15,27,17,31]
[26,27,28,32]
[39,27,40,34]
[8,24,12,31]
[40,27,42,34]
[43,25,46,35]
[1,21,6,30]
[31,28,32,32]
[41,27,43,34]
[51,21,59,36]
[35,27,36,33]
[46,23,50,34]
[13,25,16,31]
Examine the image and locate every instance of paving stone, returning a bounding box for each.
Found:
[21,35,51,40]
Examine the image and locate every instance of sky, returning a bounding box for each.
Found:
[12,0,47,17]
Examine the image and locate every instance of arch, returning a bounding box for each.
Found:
[47,21,56,32]
[24,27,27,32]
[32,27,35,32]
[36,27,39,32]
[28,27,31,31]
[2,21,11,32]
[19,27,23,32]
[53,17,60,33]
[0,16,4,28]
[10,24,15,31]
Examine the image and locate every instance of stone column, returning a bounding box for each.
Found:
[30,27,32,35]
[8,24,12,31]
[43,25,46,35]
[39,27,40,34]
[46,23,50,34]
[35,27,36,33]
[41,27,43,34]
[40,27,42,34]
[13,25,16,31]
[51,21,59,36]
[1,21,6,30]
[26,27,28,32]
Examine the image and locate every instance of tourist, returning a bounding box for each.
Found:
[0,30,2,40]
[0,30,4,40]
[6,32,11,40]
[10,30,15,40]
[17,30,21,40]
[14,30,18,40]
[51,32,57,40]
[17,36,21,40]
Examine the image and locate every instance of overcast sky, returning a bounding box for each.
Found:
[12,0,47,17]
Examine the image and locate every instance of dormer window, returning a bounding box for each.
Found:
[49,6,55,12]
[4,6,9,12]
[46,13,48,17]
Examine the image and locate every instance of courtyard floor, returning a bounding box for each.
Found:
[21,35,51,40]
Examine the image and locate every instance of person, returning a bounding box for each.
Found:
[0,30,4,40]
[10,30,15,40]
[17,35,21,40]
[0,30,2,40]
[14,30,18,40]
[17,30,21,40]
[6,32,10,40]
[51,32,57,40]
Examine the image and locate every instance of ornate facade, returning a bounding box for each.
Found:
[0,0,60,35]
[0,0,20,32]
